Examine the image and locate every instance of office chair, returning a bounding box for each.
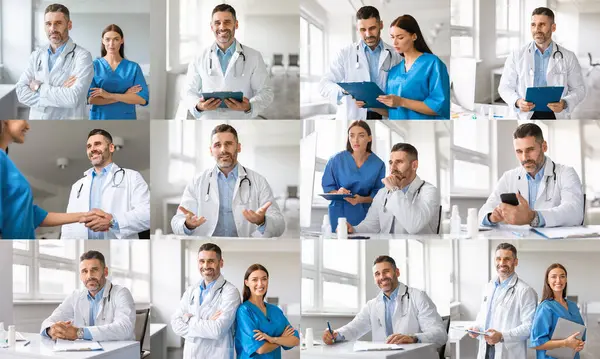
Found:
[436,205,442,234]
[439,315,451,359]
[271,54,285,75]
[582,193,586,226]
[135,308,151,359]
[138,229,151,239]
[288,54,300,76]
[586,53,600,77]
[283,186,299,211]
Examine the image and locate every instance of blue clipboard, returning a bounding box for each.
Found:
[525,86,564,112]
[337,82,389,108]
[202,91,244,108]
[319,193,353,201]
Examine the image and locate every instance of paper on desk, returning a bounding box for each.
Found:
[353,341,405,352]
[531,227,600,239]
[54,339,103,352]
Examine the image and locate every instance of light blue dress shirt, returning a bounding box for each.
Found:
[534,42,553,88]
[216,40,237,75]
[213,164,239,237]
[199,280,216,306]
[484,273,515,359]
[88,163,119,239]
[383,286,399,337]
[363,40,383,87]
[48,42,68,72]
[388,181,411,233]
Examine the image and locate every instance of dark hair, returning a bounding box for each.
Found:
[211,124,239,142]
[513,123,544,144]
[45,3,70,22]
[391,143,418,161]
[495,243,517,258]
[198,243,222,261]
[541,263,568,302]
[88,129,113,143]
[356,6,380,22]
[212,4,237,20]
[243,264,269,302]
[390,15,433,54]
[80,250,106,267]
[101,24,125,58]
[532,7,555,23]
[373,255,397,269]
[346,120,372,153]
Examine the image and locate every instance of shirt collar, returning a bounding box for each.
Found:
[87,285,106,302]
[495,272,515,288]
[200,279,217,291]
[362,39,383,52]
[48,40,69,56]
[525,157,546,181]
[217,40,237,56]
[383,285,400,301]
[217,163,239,180]
[535,41,553,56]
[92,163,114,178]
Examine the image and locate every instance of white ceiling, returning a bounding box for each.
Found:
[9,121,150,187]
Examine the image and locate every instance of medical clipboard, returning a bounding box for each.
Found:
[201,91,244,108]
[337,81,389,108]
[546,317,585,359]
[525,86,564,112]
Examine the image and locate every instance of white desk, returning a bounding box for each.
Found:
[302,341,438,359]
[150,324,167,359]
[300,231,442,240]
[0,333,139,359]
[448,320,475,359]
[443,225,600,240]
[451,102,513,120]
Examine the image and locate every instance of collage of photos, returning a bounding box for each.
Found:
[1,0,600,359]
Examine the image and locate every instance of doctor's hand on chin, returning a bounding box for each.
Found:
[179,206,207,230]
[242,201,272,226]
[79,209,114,232]
[498,192,536,225]
[48,321,79,341]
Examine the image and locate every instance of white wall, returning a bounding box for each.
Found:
[407,121,439,187]
[578,13,600,58]
[1,0,33,83]
[0,242,14,326]
[244,15,299,65]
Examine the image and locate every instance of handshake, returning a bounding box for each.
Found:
[78,208,114,232]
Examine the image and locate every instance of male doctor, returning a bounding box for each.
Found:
[479,123,584,228]
[41,250,135,341]
[181,3,273,119]
[346,143,440,235]
[61,129,151,239]
[16,3,94,120]
[319,6,402,121]
[323,255,447,348]
[498,7,585,120]
[468,243,538,359]
[171,243,241,359]
[171,124,285,237]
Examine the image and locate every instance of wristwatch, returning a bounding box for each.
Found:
[530,211,540,227]
[77,328,84,339]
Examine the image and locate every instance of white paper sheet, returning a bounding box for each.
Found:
[353,341,405,352]
[53,339,103,352]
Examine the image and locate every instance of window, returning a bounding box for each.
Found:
[302,239,361,314]
[169,121,197,185]
[110,241,151,303]
[373,121,406,173]
[452,120,491,195]
[496,0,521,56]
[300,13,325,104]
[168,0,201,70]
[451,0,477,58]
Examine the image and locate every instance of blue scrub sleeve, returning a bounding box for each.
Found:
[133,64,150,106]
[370,163,385,198]
[424,59,450,119]
[0,152,5,234]
[279,315,299,351]
[87,74,98,101]
[33,205,49,229]
[321,156,339,193]
[529,303,553,348]
[235,305,264,356]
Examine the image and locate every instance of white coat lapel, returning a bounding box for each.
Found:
[375,293,386,336]
[536,158,553,203]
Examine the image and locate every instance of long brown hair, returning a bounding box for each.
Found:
[390,15,433,55]
[242,264,269,302]
[346,120,372,153]
[101,24,125,58]
[541,263,568,302]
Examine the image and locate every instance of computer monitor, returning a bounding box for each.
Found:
[450,57,477,111]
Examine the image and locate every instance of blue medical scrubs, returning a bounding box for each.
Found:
[235,301,299,359]
[88,58,149,120]
[530,299,586,359]
[322,151,385,231]
[386,53,450,120]
[0,150,48,239]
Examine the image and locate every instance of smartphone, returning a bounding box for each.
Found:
[500,193,519,206]
[466,329,489,336]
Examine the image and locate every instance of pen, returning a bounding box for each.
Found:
[327,321,335,343]
[511,231,525,237]
[24,341,31,347]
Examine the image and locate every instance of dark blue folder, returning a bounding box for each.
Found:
[337,82,389,108]
[525,86,564,112]
[202,91,244,108]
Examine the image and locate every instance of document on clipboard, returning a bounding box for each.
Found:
[353,341,405,352]
[525,86,564,112]
[337,82,389,108]
[53,339,103,352]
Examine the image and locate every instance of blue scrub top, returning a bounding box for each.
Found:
[322,151,385,231]
[386,52,450,120]
[530,299,586,359]
[0,150,48,239]
[235,301,299,359]
[89,58,149,120]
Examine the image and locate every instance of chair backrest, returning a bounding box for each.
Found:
[436,205,442,234]
[135,308,150,353]
[589,53,600,66]
[287,185,299,198]
[438,315,451,359]
[273,54,284,66]
[582,193,586,225]
[289,54,299,66]
[138,230,151,239]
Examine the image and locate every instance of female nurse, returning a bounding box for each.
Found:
[0,120,91,239]
[235,264,299,359]
[88,24,149,120]
[375,15,450,120]
[322,120,385,231]
[530,263,586,358]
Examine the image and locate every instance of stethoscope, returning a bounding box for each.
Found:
[189,280,227,306]
[356,44,393,72]
[383,181,425,213]
[208,44,246,77]
[528,43,566,79]
[84,283,113,324]
[204,167,252,204]
[37,44,78,72]
[517,160,556,202]
[484,277,519,308]
[77,168,126,199]
[378,286,411,327]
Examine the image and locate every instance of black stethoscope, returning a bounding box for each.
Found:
[190,280,227,306]
[205,167,252,204]
[356,44,393,72]
[383,181,425,212]
[378,285,411,327]
[209,43,246,77]
[485,277,519,307]
[77,168,126,198]
[37,44,78,72]
[517,160,556,202]
[86,283,113,323]
[528,43,565,77]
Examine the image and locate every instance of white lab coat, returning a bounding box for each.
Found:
[473,274,538,359]
[16,37,93,120]
[337,283,447,348]
[61,163,151,239]
[40,281,135,341]
[180,41,273,119]
[171,275,241,359]
[355,176,440,235]
[319,41,402,121]
[478,157,584,227]
[171,164,285,237]
[498,41,586,120]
